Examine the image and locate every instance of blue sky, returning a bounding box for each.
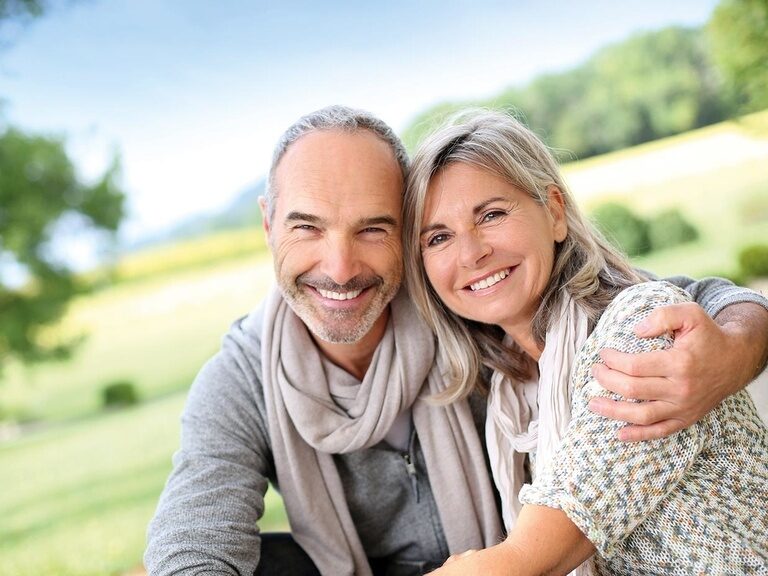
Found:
[1,0,720,245]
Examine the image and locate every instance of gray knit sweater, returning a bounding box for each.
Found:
[144,276,767,576]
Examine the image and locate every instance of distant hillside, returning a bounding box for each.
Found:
[402,26,733,160]
[128,179,265,250]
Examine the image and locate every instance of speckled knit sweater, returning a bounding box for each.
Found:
[519,281,768,575]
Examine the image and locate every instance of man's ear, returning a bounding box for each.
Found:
[546,185,568,242]
[258,196,271,236]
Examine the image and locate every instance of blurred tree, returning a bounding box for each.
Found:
[0,0,45,20]
[0,1,122,375]
[403,27,733,159]
[0,128,125,370]
[0,0,46,44]
[708,0,768,112]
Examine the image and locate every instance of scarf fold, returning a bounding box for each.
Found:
[485,294,593,576]
[262,287,502,575]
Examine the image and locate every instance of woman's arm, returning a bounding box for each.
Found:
[428,505,594,576]
[519,282,711,560]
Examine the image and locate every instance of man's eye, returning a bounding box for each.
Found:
[361,227,385,234]
[294,224,317,231]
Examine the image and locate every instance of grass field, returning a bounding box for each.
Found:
[1,110,767,574]
[0,392,288,575]
[564,110,768,278]
[0,254,285,575]
[0,253,274,424]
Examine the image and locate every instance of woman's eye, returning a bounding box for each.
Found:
[427,233,449,247]
[481,210,506,223]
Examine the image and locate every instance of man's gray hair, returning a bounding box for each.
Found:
[264,105,410,219]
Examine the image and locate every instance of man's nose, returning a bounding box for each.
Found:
[457,230,492,268]
[321,235,363,286]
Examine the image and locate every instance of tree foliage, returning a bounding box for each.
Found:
[708,0,768,112]
[0,127,125,369]
[402,27,734,159]
[0,0,45,20]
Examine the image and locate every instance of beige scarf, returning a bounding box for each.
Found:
[486,294,593,576]
[262,287,503,575]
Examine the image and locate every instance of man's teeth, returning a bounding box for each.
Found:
[470,269,510,291]
[317,288,363,301]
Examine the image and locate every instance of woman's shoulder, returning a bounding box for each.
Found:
[606,280,690,317]
[593,281,691,339]
[613,280,690,308]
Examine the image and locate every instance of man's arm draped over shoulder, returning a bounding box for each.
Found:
[591,275,768,441]
[145,310,273,575]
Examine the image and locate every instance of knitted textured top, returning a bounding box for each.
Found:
[519,281,768,575]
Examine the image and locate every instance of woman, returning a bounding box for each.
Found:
[402,109,768,575]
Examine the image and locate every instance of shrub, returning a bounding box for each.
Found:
[102,380,139,409]
[647,209,699,251]
[590,202,651,257]
[738,244,768,279]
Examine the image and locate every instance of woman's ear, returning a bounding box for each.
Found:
[546,185,568,242]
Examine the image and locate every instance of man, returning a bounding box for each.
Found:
[145,106,768,576]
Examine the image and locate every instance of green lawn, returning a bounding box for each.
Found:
[0,252,285,575]
[1,110,767,575]
[0,379,288,576]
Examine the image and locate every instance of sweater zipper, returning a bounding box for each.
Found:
[403,429,419,502]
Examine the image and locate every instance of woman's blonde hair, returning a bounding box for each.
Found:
[403,109,645,402]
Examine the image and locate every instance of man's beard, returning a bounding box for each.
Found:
[279,272,401,343]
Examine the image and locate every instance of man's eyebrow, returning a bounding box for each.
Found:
[358,215,398,228]
[284,211,323,224]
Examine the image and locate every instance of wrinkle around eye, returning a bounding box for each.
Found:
[480,209,508,224]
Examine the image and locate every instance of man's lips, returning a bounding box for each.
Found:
[465,267,513,291]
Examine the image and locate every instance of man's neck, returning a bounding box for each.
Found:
[313,308,390,381]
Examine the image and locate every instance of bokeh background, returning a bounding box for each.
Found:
[1,1,767,574]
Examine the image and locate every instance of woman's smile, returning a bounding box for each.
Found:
[464,266,514,292]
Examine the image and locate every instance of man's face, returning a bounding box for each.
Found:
[262,129,404,344]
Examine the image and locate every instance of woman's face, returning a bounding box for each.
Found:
[420,162,567,338]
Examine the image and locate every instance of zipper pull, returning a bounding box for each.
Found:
[403,453,419,502]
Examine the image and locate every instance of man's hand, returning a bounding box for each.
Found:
[588,301,768,442]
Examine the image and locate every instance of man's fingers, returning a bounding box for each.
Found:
[598,348,672,378]
[633,302,703,338]
[592,363,669,399]
[589,398,690,440]
[615,420,686,442]
[588,397,677,426]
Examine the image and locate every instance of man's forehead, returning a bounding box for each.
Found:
[277,129,400,175]
[272,129,403,216]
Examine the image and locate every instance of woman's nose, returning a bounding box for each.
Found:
[457,231,492,268]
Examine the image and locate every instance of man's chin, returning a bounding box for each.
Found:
[303,317,372,344]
